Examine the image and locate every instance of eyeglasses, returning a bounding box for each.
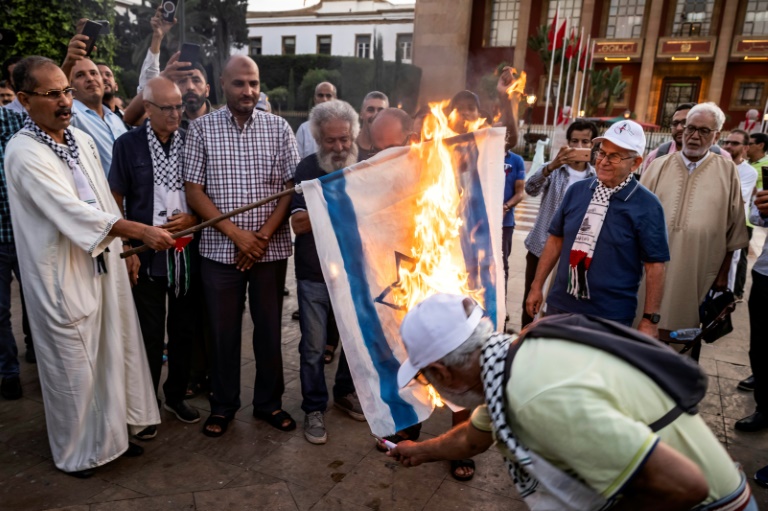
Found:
[148,102,184,115]
[722,140,743,146]
[670,120,686,128]
[316,93,334,99]
[595,150,634,165]
[684,126,715,137]
[21,87,76,99]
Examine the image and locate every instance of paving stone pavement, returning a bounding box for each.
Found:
[1,207,767,509]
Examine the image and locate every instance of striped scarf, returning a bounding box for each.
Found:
[23,118,108,274]
[146,122,191,295]
[567,175,633,299]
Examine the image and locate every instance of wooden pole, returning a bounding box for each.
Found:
[120,187,298,259]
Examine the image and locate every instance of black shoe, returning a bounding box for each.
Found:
[121,442,144,457]
[25,345,36,364]
[291,310,300,321]
[735,411,768,432]
[0,376,22,400]
[133,425,157,441]
[164,400,201,423]
[65,468,95,479]
[738,375,755,391]
[756,465,768,489]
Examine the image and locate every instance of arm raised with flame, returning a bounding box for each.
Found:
[495,66,525,152]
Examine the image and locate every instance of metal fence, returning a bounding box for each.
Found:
[514,124,732,160]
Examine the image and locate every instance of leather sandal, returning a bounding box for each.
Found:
[253,409,296,432]
[202,414,232,438]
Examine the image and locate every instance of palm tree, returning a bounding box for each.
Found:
[603,66,627,116]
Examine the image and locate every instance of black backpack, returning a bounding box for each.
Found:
[506,314,708,432]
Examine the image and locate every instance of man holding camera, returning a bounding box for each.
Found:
[526,120,668,336]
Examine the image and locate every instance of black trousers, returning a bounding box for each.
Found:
[521,251,540,327]
[201,257,287,418]
[132,273,202,403]
[734,227,753,297]
[749,270,768,413]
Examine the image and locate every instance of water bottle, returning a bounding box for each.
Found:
[669,328,702,341]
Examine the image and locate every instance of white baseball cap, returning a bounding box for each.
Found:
[593,120,646,154]
[397,293,484,388]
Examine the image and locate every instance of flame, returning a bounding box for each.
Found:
[427,384,444,408]
[390,100,485,312]
[505,70,527,99]
[393,100,495,408]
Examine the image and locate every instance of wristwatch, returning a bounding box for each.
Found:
[642,312,661,324]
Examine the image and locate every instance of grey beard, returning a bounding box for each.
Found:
[317,144,359,173]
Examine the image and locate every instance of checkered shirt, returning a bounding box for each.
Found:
[523,162,596,257]
[0,109,25,243]
[183,106,299,264]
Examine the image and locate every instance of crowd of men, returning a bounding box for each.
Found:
[1,5,768,508]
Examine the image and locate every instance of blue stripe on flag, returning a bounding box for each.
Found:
[449,137,497,325]
[318,171,419,431]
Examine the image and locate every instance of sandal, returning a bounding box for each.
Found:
[375,423,422,452]
[253,409,296,432]
[323,346,336,364]
[450,459,475,481]
[202,414,232,438]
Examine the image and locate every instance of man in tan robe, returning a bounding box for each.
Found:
[641,102,748,331]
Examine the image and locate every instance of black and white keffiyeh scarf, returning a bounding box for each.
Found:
[567,174,634,300]
[24,118,109,274]
[480,333,610,510]
[147,122,191,296]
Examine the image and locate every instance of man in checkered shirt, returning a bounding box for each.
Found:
[0,106,35,401]
[184,55,299,437]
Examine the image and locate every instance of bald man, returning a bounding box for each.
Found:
[184,55,300,437]
[369,108,416,153]
[296,81,337,158]
[69,58,127,174]
[109,77,204,439]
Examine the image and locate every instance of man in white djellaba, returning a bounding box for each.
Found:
[4,56,175,478]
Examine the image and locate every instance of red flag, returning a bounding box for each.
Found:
[565,29,579,59]
[547,12,566,51]
[174,235,193,252]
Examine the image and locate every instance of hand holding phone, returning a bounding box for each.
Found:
[178,43,200,71]
[80,20,102,56]
[162,0,177,23]
[569,148,592,163]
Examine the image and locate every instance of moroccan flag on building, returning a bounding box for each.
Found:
[548,11,567,51]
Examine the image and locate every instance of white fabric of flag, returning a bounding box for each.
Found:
[302,127,507,436]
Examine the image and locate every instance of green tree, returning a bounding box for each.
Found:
[603,66,627,116]
[267,86,288,112]
[183,0,248,100]
[372,32,384,93]
[1,0,117,66]
[298,68,342,108]
[287,68,296,110]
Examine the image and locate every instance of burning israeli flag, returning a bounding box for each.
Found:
[301,125,506,436]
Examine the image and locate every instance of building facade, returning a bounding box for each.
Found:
[414,0,768,129]
[246,0,414,63]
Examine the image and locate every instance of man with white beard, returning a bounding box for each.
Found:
[290,100,364,444]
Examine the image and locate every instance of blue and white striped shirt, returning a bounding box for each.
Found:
[524,162,595,257]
